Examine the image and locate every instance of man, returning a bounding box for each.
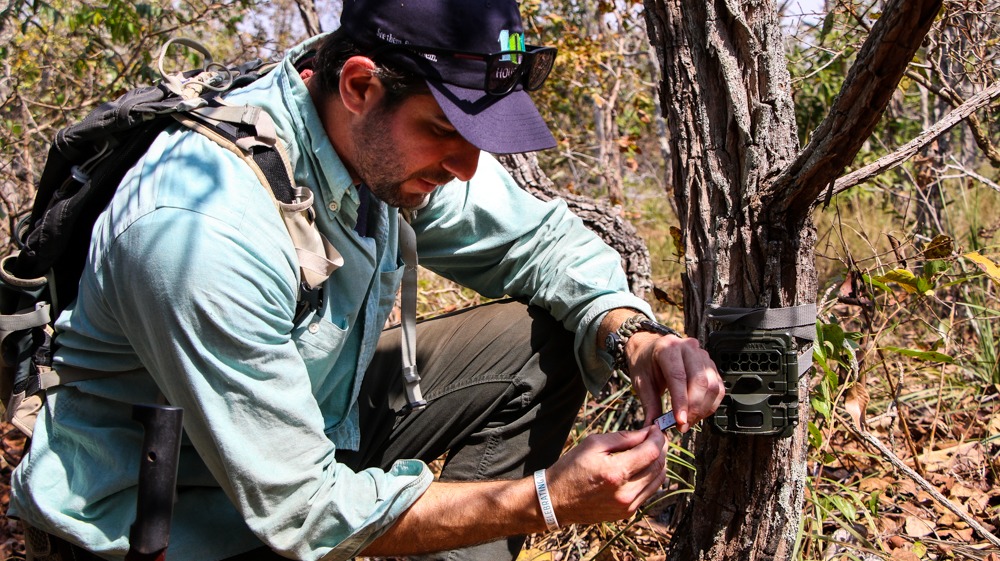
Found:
[10,0,724,559]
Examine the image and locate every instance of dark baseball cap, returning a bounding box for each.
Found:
[339,0,558,154]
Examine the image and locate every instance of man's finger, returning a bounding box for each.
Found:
[595,424,661,454]
[681,349,724,424]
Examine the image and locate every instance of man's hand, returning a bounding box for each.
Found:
[363,426,672,556]
[628,330,724,432]
[598,308,725,433]
[546,426,667,525]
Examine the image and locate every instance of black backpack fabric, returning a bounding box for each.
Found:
[0,39,334,436]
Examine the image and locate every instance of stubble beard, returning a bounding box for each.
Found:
[351,102,453,210]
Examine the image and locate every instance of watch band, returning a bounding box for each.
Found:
[605,313,682,377]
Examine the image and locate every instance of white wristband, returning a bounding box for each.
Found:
[533,469,560,532]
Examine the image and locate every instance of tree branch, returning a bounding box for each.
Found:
[767,0,943,219]
[823,79,1000,200]
[906,70,1000,168]
[294,0,322,37]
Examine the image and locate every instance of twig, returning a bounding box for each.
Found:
[946,157,1000,194]
[840,414,1000,549]
[826,79,1000,199]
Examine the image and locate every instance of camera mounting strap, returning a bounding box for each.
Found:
[705,303,817,437]
[706,303,816,375]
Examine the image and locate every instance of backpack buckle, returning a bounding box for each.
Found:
[293,283,324,326]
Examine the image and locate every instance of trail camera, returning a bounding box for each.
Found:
[707,330,800,438]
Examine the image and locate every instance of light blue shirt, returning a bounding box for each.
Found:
[10,35,652,561]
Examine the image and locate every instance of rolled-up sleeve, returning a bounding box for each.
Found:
[412,153,653,395]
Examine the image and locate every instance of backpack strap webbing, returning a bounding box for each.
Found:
[397,214,426,411]
[171,108,343,321]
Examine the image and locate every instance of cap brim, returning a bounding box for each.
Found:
[427,81,557,154]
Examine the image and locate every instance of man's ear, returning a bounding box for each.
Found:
[339,56,384,116]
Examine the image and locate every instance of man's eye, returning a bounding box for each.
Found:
[433,125,457,137]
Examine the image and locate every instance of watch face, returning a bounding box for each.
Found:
[605,332,619,351]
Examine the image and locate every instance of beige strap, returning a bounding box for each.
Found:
[172,113,343,294]
[278,187,344,289]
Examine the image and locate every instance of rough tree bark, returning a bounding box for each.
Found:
[498,152,653,298]
[641,0,943,560]
[293,0,322,37]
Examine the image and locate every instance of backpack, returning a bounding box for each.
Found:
[0,38,355,437]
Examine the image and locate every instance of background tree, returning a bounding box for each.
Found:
[641,0,999,560]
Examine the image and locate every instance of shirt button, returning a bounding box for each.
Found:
[328,201,339,212]
[308,323,320,334]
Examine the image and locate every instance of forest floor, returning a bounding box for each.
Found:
[0,289,998,561]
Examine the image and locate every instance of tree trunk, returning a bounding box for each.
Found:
[294,0,322,37]
[641,0,942,559]
[498,152,652,298]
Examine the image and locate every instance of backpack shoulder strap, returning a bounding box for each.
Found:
[172,104,344,315]
[397,214,425,411]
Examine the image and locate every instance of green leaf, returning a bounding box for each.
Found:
[824,368,839,393]
[820,11,835,42]
[819,322,846,351]
[807,421,823,448]
[861,273,891,294]
[867,490,881,515]
[874,268,922,293]
[829,495,858,523]
[811,397,831,420]
[923,259,948,277]
[881,346,955,364]
[915,275,934,295]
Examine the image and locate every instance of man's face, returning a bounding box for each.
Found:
[350,93,481,209]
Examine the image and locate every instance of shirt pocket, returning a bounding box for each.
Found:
[294,314,348,358]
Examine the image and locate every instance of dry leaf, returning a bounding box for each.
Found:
[884,515,903,531]
[950,484,979,499]
[923,234,954,259]
[896,480,918,496]
[904,516,935,538]
[669,226,684,259]
[964,251,1000,286]
[887,234,907,267]
[943,527,975,542]
[844,381,870,428]
[891,549,921,561]
[517,548,555,561]
[860,477,891,493]
[917,442,985,473]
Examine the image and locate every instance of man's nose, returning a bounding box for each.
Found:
[441,139,480,182]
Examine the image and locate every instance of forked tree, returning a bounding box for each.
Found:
[639,0,946,559]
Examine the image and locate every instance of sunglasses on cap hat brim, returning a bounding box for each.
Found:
[369,43,558,96]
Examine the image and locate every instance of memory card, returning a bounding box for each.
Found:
[654,410,676,431]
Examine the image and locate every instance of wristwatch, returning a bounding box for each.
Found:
[605,313,682,376]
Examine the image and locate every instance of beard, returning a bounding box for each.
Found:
[351,101,454,209]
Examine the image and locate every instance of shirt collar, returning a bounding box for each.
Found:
[277,34,360,215]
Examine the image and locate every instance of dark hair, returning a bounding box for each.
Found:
[312,28,430,109]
